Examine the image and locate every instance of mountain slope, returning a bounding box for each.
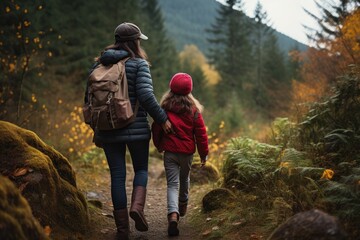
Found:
[158,0,308,55]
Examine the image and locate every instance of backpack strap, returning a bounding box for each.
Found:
[119,57,140,120]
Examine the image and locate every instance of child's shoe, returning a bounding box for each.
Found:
[179,201,188,217]
[167,212,179,236]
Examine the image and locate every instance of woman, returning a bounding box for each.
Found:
[84,22,171,239]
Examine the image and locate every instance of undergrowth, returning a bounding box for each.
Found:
[207,66,360,238]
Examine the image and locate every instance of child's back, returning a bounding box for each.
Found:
[151,73,208,236]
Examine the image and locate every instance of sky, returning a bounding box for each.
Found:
[218,0,321,45]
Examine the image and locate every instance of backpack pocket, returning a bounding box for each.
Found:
[91,105,112,130]
[105,98,135,129]
[111,98,134,121]
[82,104,92,125]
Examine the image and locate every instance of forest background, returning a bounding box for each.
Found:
[1,0,360,238]
[0,0,308,155]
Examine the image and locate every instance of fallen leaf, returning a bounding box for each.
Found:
[250,233,262,239]
[101,212,113,218]
[44,225,51,236]
[13,168,28,177]
[212,226,219,231]
[202,229,212,236]
[18,182,29,192]
[232,221,242,226]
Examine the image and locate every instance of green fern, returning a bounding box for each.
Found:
[222,137,281,191]
[269,117,298,148]
[321,171,360,222]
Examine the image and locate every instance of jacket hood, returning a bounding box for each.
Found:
[99,49,129,65]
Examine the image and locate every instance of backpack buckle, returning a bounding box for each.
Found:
[106,93,112,104]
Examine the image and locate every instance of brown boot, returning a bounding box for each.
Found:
[168,212,179,236]
[129,186,148,231]
[113,208,129,240]
[179,200,188,217]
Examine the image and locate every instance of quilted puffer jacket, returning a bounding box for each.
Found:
[84,49,167,143]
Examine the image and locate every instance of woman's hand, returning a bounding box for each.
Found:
[161,120,173,134]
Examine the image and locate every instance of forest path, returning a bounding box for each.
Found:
[73,156,200,240]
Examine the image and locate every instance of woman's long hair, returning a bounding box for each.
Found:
[96,39,148,62]
[160,91,204,114]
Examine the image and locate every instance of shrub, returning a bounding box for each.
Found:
[297,65,360,171]
[222,137,281,191]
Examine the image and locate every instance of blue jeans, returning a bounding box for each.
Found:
[103,140,149,210]
[164,151,193,215]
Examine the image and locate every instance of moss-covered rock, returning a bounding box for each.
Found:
[0,175,48,240]
[191,162,220,184]
[0,121,88,233]
[268,209,348,240]
[202,188,236,212]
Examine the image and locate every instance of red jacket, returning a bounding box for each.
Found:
[152,106,208,160]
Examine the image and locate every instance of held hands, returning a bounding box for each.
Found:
[161,120,174,134]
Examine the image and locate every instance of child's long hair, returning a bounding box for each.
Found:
[160,91,204,114]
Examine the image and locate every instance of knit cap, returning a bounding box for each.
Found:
[169,73,193,95]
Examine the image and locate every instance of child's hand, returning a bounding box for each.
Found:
[201,158,206,167]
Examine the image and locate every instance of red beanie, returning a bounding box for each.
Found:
[169,73,193,95]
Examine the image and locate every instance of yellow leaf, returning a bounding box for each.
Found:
[321,169,334,180]
[9,63,15,72]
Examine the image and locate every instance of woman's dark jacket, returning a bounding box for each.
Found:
[84,49,167,143]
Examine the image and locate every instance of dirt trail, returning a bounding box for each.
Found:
[75,157,199,240]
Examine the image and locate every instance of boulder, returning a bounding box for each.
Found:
[268,209,348,240]
[191,162,220,184]
[202,188,236,212]
[0,121,88,233]
[0,175,48,240]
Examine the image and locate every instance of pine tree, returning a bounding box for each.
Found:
[252,1,273,109]
[0,0,57,122]
[262,34,289,116]
[207,0,253,106]
[287,46,302,82]
[302,0,360,85]
[139,0,180,97]
[304,0,360,47]
[40,0,141,103]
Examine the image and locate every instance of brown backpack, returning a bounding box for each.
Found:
[83,57,139,130]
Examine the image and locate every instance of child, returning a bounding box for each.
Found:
[152,72,209,236]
